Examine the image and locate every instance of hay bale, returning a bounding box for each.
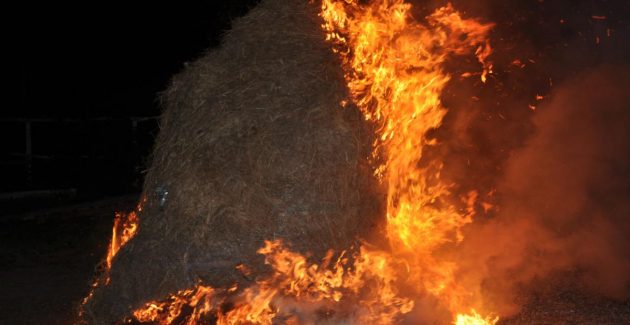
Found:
[80,0,381,323]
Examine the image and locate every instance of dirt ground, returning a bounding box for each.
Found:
[0,196,628,324]
[0,196,136,325]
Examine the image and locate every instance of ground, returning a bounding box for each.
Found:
[0,196,136,325]
[0,196,628,324]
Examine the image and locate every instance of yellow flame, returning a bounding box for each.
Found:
[133,285,215,324]
[455,310,499,325]
[321,0,495,322]
[79,198,145,319]
[106,208,140,269]
[132,240,413,324]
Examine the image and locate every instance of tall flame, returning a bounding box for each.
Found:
[321,0,495,322]
[320,0,492,253]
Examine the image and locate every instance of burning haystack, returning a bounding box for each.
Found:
[80,0,380,323]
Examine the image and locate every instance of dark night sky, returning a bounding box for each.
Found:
[4,0,629,203]
[13,1,261,118]
[4,1,261,200]
[11,0,629,119]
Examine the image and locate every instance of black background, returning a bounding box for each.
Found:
[4,1,261,207]
[4,0,629,210]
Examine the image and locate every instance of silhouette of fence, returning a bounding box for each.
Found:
[0,116,158,197]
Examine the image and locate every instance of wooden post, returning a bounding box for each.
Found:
[25,121,32,185]
[131,119,139,149]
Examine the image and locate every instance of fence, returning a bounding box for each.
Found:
[0,116,159,197]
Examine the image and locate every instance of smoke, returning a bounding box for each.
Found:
[454,66,630,316]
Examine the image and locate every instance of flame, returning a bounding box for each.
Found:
[133,285,216,324]
[455,310,499,325]
[320,0,492,260]
[93,1,502,323]
[78,198,145,319]
[321,0,495,321]
[106,199,144,270]
[132,240,412,324]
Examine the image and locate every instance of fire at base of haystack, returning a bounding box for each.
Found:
[77,0,630,324]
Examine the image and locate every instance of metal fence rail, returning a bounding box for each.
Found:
[0,116,159,191]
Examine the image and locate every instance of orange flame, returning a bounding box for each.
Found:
[131,240,413,324]
[79,198,145,319]
[320,0,497,322]
[106,200,143,270]
[455,309,500,325]
[133,285,216,324]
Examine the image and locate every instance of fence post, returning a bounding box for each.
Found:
[25,121,33,185]
[131,119,139,149]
